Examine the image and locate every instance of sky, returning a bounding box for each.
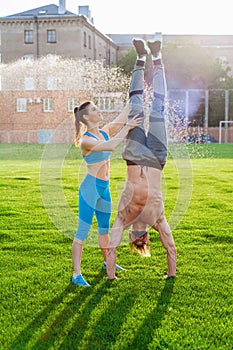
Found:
[0,0,232,35]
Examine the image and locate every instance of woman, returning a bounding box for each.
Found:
[72,100,142,286]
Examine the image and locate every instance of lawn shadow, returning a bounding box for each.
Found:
[203,233,233,244]
[127,277,175,349]
[58,281,137,349]
[11,273,174,350]
[10,270,108,350]
[10,283,75,349]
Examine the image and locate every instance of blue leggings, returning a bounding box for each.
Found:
[75,174,111,241]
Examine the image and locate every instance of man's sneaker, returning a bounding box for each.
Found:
[102,261,126,271]
[148,32,162,60]
[72,274,91,287]
[132,38,150,58]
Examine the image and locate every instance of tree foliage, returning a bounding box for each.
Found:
[117,39,233,90]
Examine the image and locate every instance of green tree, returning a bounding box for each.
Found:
[117,49,136,76]
[163,39,233,89]
[117,39,233,89]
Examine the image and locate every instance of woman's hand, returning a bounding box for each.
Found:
[103,99,131,137]
[125,114,142,130]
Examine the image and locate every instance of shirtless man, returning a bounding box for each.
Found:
[106,33,177,280]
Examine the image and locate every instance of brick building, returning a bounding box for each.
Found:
[0,0,233,143]
[1,1,233,69]
[0,88,124,144]
[0,54,126,144]
[0,0,117,65]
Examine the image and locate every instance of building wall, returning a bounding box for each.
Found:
[0,90,86,143]
[1,16,233,70]
[1,89,232,144]
[0,16,117,65]
[0,90,124,143]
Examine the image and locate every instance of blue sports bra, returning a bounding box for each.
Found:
[83,130,111,164]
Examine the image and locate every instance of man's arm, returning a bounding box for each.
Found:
[152,213,176,277]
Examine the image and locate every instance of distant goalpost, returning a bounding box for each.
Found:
[219,121,233,144]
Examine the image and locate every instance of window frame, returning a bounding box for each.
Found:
[25,77,35,91]
[47,76,59,90]
[68,97,79,112]
[88,35,91,49]
[16,98,27,112]
[47,30,57,44]
[83,31,87,47]
[43,98,54,112]
[24,30,33,44]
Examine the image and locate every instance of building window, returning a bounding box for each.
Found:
[88,35,91,49]
[24,30,33,44]
[47,54,58,65]
[83,77,92,90]
[94,93,123,112]
[68,97,79,112]
[17,98,27,112]
[22,54,34,65]
[83,32,87,47]
[47,76,60,90]
[43,98,54,112]
[25,77,35,90]
[22,54,34,60]
[47,30,56,43]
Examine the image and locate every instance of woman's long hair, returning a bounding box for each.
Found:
[74,101,91,146]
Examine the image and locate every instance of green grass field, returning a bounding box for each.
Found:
[0,143,233,350]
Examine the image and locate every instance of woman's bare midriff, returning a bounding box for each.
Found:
[86,160,110,180]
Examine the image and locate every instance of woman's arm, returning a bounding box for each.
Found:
[81,114,142,154]
[102,101,130,138]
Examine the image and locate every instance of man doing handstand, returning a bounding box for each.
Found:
[106,33,177,280]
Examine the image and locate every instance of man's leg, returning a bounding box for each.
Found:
[123,36,167,169]
[147,33,168,169]
[122,39,148,163]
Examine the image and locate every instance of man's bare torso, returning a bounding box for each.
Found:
[118,165,164,227]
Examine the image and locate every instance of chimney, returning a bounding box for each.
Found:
[78,5,94,23]
[58,0,66,14]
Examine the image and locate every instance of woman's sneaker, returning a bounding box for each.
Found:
[72,274,91,287]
